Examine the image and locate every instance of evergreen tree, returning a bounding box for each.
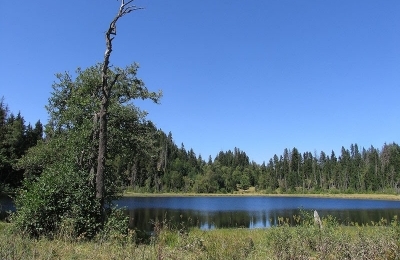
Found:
[0,99,43,188]
[289,147,301,190]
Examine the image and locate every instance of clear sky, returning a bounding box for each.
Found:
[1,0,399,163]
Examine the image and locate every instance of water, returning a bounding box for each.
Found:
[116,196,400,231]
[0,195,14,211]
[0,194,15,219]
[2,195,400,231]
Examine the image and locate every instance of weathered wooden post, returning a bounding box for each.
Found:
[314,210,322,229]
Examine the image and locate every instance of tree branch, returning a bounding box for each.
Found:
[103,0,143,90]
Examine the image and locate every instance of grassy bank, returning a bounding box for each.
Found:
[123,190,400,200]
[1,214,399,260]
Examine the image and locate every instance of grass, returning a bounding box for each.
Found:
[1,213,399,259]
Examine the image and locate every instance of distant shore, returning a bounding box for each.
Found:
[123,191,400,200]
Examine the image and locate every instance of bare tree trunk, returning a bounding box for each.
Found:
[95,0,141,220]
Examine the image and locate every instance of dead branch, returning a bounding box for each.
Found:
[103,0,143,79]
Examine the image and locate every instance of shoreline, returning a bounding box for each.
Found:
[122,191,400,200]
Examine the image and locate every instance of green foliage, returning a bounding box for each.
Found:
[0,98,43,188]
[96,207,130,242]
[12,60,161,238]
[126,142,400,195]
[13,162,101,238]
[16,138,64,178]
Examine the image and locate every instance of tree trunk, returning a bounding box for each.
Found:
[95,0,140,220]
[96,103,107,211]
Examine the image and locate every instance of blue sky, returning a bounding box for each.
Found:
[1,0,399,163]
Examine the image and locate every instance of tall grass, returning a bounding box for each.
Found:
[0,212,399,259]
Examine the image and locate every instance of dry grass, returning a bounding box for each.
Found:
[1,214,400,260]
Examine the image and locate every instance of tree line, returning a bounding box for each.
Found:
[120,127,400,194]
[2,95,400,195]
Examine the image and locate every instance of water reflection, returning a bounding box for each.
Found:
[0,195,14,212]
[117,196,400,232]
[2,195,400,231]
[125,207,400,231]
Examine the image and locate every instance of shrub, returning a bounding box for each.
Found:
[96,207,130,242]
[13,162,101,239]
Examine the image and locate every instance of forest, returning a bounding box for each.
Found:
[1,96,400,196]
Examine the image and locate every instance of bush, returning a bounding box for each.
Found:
[13,162,101,239]
[96,207,130,242]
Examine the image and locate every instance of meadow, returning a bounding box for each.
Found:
[0,211,399,260]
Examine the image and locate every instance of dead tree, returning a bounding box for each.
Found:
[96,0,142,219]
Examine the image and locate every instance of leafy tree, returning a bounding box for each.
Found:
[16,61,160,235]
[194,165,219,193]
[14,1,161,238]
[240,167,251,190]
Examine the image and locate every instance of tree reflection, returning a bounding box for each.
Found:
[126,207,400,232]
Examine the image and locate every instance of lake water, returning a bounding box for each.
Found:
[116,196,400,231]
[2,195,400,231]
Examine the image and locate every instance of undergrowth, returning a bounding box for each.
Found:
[0,211,399,259]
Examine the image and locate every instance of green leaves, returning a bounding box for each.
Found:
[14,162,101,238]
[0,98,43,187]
[14,61,162,238]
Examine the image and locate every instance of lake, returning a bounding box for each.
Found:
[2,195,400,232]
[116,196,400,231]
